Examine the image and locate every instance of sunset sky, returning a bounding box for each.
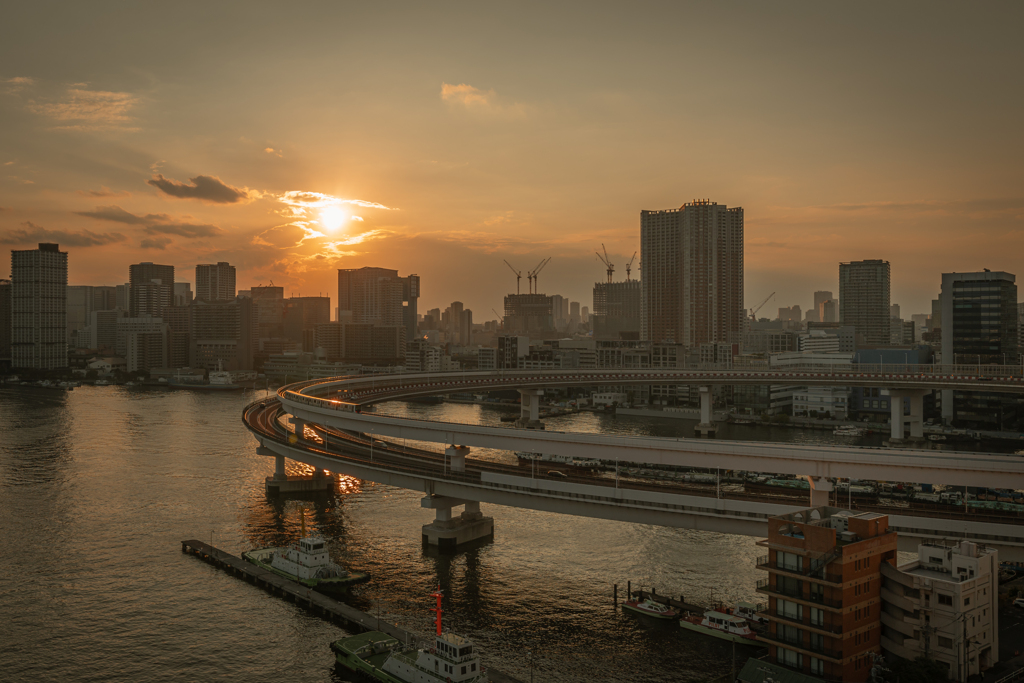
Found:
[2,2,1022,319]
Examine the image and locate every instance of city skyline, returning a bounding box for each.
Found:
[3,3,1023,317]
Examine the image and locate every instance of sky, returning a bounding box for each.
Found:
[2,1,1023,320]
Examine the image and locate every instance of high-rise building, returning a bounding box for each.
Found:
[640,199,744,347]
[940,271,1019,428]
[337,267,418,340]
[756,506,898,682]
[820,299,839,323]
[592,280,641,340]
[889,303,900,320]
[581,306,589,324]
[11,243,68,369]
[503,294,553,335]
[284,296,331,350]
[0,278,11,365]
[190,297,254,370]
[162,305,192,368]
[173,282,193,306]
[195,262,236,302]
[839,260,890,346]
[807,291,833,324]
[129,262,174,317]
[85,308,127,352]
[117,316,168,372]
[67,285,118,347]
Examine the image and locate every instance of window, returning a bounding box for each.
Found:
[964,597,971,606]
[938,594,953,606]
[777,647,802,668]
[939,636,953,648]
[809,607,824,627]
[810,657,824,675]
[778,551,802,572]
[778,600,802,620]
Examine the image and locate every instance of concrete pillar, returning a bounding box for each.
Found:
[516,389,545,429]
[446,445,469,472]
[288,416,306,442]
[463,500,482,520]
[275,455,287,481]
[889,390,905,441]
[908,391,925,440]
[420,495,493,550]
[695,385,717,437]
[807,476,834,508]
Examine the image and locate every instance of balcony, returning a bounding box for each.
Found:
[758,630,844,662]
[759,610,844,636]
[756,579,844,610]
[756,555,844,585]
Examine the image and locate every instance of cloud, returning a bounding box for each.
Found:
[140,236,172,250]
[0,221,126,247]
[147,174,250,204]
[78,186,130,198]
[26,87,139,129]
[264,147,282,157]
[441,83,495,107]
[3,76,34,93]
[144,222,220,238]
[74,205,168,224]
[277,190,394,221]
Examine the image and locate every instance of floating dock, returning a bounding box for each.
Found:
[181,540,522,683]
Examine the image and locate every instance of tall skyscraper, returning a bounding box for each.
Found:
[640,199,744,347]
[173,282,193,306]
[0,278,11,365]
[839,260,890,346]
[128,262,174,317]
[67,285,117,347]
[940,271,1019,429]
[592,280,641,340]
[195,262,236,302]
[11,243,68,369]
[337,267,419,340]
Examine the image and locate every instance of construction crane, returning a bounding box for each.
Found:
[491,308,504,325]
[749,291,776,321]
[596,244,614,283]
[529,257,551,294]
[624,252,637,281]
[503,260,522,295]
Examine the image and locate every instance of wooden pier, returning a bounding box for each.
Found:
[181,540,522,683]
[615,581,708,615]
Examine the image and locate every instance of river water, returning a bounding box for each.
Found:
[0,387,1009,682]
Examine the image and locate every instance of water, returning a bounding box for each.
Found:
[0,387,997,682]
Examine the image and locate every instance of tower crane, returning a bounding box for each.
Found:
[529,257,551,294]
[503,260,522,295]
[749,291,776,321]
[596,244,614,283]
[624,252,637,281]
[492,308,505,328]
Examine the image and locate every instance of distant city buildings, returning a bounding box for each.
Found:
[128,262,174,317]
[839,259,890,346]
[0,278,11,366]
[337,266,418,341]
[11,243,68,370]
[195,262,235,302]
[592,279,640,340]
[640,199,744,349]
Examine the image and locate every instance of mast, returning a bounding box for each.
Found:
[430,585,444,636]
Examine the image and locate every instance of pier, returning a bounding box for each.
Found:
[616,581,708,615]
[181,540,522,683]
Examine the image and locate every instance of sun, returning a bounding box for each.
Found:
[319,205,349,231]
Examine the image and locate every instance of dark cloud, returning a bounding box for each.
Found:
[147,174,249,204]
[0,221,126,247]
[140,236,172,250]
[74,204,169,225]
[144,222,220,238]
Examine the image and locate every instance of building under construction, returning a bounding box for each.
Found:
[503,293,553,335]
[592,280,641,340]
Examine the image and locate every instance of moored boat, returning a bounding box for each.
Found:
[622,598,677,619]
[331,586,488,682]
[680,610,761,644]
[833,426,866,436]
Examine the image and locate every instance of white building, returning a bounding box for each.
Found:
[797,329,840,353]
[768,351,851,416]
[880,541,998,680]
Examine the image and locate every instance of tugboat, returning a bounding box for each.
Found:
[622,597,678,620]
[242,515,368,596]
[680,609,762,644]
[331,586,488,682]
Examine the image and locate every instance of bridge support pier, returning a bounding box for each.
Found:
[421,495,493,550]
[515,389,545,429]
[807,476,834,507]
[887,389,928,446]
[257,445,333,495]
[446,445,469,472]
[695,386,717,437]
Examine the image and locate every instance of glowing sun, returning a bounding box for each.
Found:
[319,205,349,231]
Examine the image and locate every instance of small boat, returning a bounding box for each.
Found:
[928,434,947,442]
[728,601,768,625]
[833,426,866,436]
[731,418,756,425]
[680,610,761,644]
[331,586,488,682]
[622,598,678,620]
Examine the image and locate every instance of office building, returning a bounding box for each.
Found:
[11,243,68,370]
[173,282,193,306]
[0,278,11,365]
[592,280,641,340]
[640,199,744,347]
[939,271,1019,429]
[880,541,998,680]
[84,308,127,352]
[195,262,235,302]
[805,291,833,324]
[162,305,192,369]
[129,262,174,317]
[820,299,839,323]
[581,306,589,324]
[839,260,890,346]
[337,267,418,340]
[67,285,118,348]
[191,297,254,371]
[252,286,285,340]
[503,294,553,335]
[117,316,168,372]
[285,296,331,350]
[314,322,405,365]
[756,507,898,682]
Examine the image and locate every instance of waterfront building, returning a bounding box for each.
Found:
[162,305,192,369]
[880,541,998,680]
[640,199,744,348]
[195,262,235,302]
[117,315,169,372]
[128,262,174,318]
[337,267,418,340]
[67,285,117,346]
[839,260,890,346]
[0,278,11,366]
[756,507,898,682]
[82,308,127,352]
[592,279,641,340]
[11,243,68,370]
[797,330,840,353]
[768,351,851,417]
[939,271,1020,429]
[405,338,446,372]
[497,335,529,369]
[285,296,331,351]
[191,297,254,371]
[313,321,405,365]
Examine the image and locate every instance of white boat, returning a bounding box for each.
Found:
[680,610,761,644]
[622,598,678,619]
[928,434,947,442]
[833,426,866,436]
[728,601,768,625]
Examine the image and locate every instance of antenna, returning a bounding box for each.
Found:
[503,260,522,295]
[625,252,637,281]
[596,244,614,283]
